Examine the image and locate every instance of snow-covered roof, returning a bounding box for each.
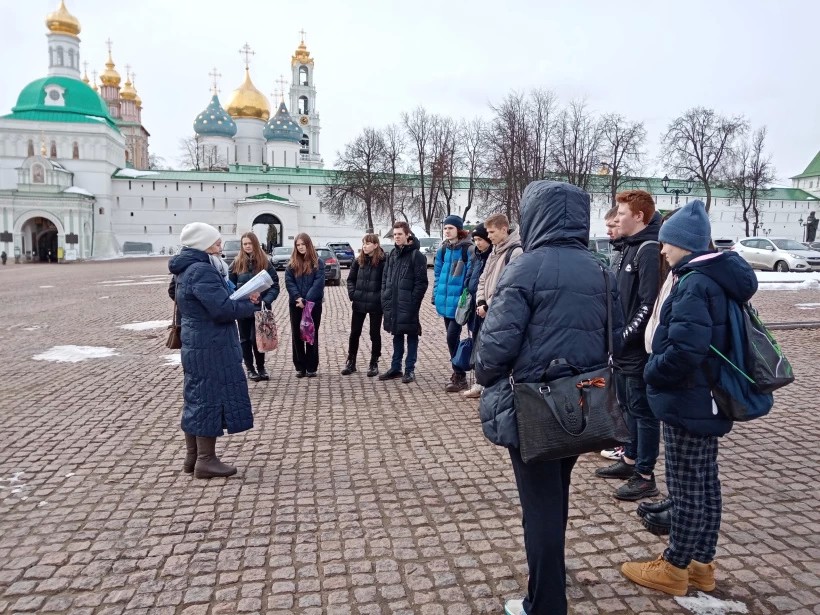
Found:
[114,168,159,178]
[64,186,94,197]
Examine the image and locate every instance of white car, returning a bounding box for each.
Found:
[732,237,820,272]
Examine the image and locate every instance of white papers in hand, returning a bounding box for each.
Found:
[229,270,273,300]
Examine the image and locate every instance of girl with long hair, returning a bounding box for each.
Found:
[284,233,325,377]
[342,234,386,377]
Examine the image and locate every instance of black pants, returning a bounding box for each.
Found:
[289,302,322,372]
[443,317,464,375]
[509,447,577,615]
[348,310,382,363]
[237,317,264,371]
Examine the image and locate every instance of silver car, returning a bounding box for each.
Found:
[418,237,442,267]
[220,239,242,264]
[732,237,820,272]
[270,246,292,270]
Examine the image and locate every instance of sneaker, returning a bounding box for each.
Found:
[615,472,660,501]
[306,371,318,378]
[621,555,688,597]
[462,383,483,399]
[600,446,624,460]
[637,497,673,518]
[504,599,526,615]
[640,509,671,536]
[688,560,716,592]
[295,370,306,378]
[595,459,635,479]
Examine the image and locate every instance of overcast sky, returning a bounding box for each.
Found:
[3,1,818,185]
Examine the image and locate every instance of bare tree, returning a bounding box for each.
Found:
[599,113,646,206]
[550,99,603,192]
[402,106,447,234]
[147,153,166,170]
[381,123,406,225]
[177,135,227,171]
[321,128,387,232]
[433,116,459,217]
[723,127,775,237]
[661,107,748,211]
[459,117,488,222]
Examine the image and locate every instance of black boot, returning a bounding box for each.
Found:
[445,372,468,393]
[641,508,671,536]
[367,359,379,377]
[637,496,673,518]
[247,368,261,382]
[193,437,237,479]
[183,433,197,474]
[341,358,357,376]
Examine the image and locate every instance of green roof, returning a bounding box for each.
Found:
[2,76,118,130]
[791,151,820,179]
[246,192,290,202]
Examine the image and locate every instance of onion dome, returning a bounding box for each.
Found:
[132,76,142,108]
[81,69,90,85]
[45,0,81,37]
[226,69,270,121]
[120,75,137,101]
[291,37,314,66]
[194,94,237,138]
[264,101,302,143]
[100,51,121,87]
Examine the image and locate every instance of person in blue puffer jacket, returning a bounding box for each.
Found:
[433,214,474,393]
[284,233,325,378]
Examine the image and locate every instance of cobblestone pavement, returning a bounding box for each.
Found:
[0,259,818,615]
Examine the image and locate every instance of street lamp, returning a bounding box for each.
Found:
[662,175,695,205]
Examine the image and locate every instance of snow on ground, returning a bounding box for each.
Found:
[120,320,171,331]
[163,353,181,366]
[756,280,820,291]
[39,285,54,288]
[797,303,820,309]
[99,280,167,287]
[756,271,820,283]
[675,592,749,614]
[33,346,118,363]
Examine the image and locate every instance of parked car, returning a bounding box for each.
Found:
[326,242,355,268]
[270,246,292,270]
[713,238,735,252]
[809,241,820,251]
[317,247,342,286]
[732,237,820,272]
[588,236,613,266]
[418,237,442,267]
[220,239,242,263]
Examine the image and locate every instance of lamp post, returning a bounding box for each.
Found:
[662,175,695,205]
[799,216,804,242]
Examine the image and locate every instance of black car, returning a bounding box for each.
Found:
[317,247,342,286]
[326,242,355,268]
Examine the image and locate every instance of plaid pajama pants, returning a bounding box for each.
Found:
[663,423,722,569]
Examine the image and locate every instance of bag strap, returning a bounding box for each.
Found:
[504,243,522,266]
[602,266,613,361]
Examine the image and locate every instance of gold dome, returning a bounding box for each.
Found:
[100,51,121,87]
[226,69,270,121]
[120,76,137,101]
[291,38,314,67]
[46,0,81,37]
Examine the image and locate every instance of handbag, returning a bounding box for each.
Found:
[513,268,630,463]
[452,332,473,372]
[166,297,182,350]
[299,300,316,345]
[454,288,471,326]
[255,303,279,352]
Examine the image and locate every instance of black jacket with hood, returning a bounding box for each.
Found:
[381,235,428,335]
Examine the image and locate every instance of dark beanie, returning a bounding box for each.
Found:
[442,215,464,230]
[472,223,489,242]
[659,199,711,252]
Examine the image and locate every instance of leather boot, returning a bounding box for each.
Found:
[641,509,671,536]
[341,358,357,375]
[637,496,673,518]
[193,437,237,479]
[445,372,468,393]
[366,359,379,377]
[183,433,197,474]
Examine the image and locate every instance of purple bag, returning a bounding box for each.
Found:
[299,300,316,345]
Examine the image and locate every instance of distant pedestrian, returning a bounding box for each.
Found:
[168,222,260,479]
[433,215,474,393]
[1,251,6,265]
[285,233,325,378]
[461,223,492,399]
[380,221,428,384]
[342,234,386,377]
[229,232,281,382]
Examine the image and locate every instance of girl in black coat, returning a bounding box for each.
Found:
[342,234,386,377]
[229,232,280,382]
[284,233,326,377]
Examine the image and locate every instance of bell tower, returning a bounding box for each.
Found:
[289,31,322,168]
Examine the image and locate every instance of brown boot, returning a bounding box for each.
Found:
[193,437,237,479]
[621,555,688,596]
[445,372,468,393]
[688,560,716,591]
[182,433,197,474]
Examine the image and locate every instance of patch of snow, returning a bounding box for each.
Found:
[99,296,110,300]
[114,168,158,178]
[38,501,47,507]
[757,279,820,291]
[101,280,167,287]
[796,303,820,309]
[64,186,94,197]
[163,353,181,366]
[39,285,54,288]
[120,320,171,331]
[756,271,820,282]
[33,345,118,363]
[98,280,133,284]
[22,326,41,331]
[64,472,75,477]
[675,592,749,614]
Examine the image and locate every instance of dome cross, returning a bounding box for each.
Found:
[239,43,255,69]
[209,67,222,94]
[274,75,288,101]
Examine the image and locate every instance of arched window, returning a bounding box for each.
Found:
[72,142,79,159]
[27,140,34,157]
[300,133,309,154]
[32,164,45,184]
[299,66,309,86]
[68,48,75,68]
[125,149,129,163]
[56,47,64,66]
[298,96,309,115]
[50,141,57,158]
[169,226,172,234]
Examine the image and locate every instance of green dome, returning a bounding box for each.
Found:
[4,76,118,129]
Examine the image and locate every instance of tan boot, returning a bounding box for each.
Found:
[621,555,688,597]
[688,560,716,591]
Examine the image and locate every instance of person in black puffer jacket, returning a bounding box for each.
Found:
[462,223,492,399]
[229,232,281,382]
[342,233,386,377]
[476,181,624,615]
[284,233,325,378]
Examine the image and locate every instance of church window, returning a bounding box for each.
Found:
[140,197,144,207]
[125,150,129,163]
[288,185,291,195]
[218,225,222,233]
[27,140,34,156]
[247,145,251,161]
[188,197,192,208]
[72,142,79,159]
[169,226,172,234]
[299,66,309,86]
[298,96,309,115]
[56,47,64,66]
[99,207,104,215]
[68,48,75,68]
[176,182,179,191]
[144,226,147,234]
[116,197,119,207]
[212,198,215,209]
[301,133,309,154]
[200,182,204,192]
[164,198,168,208]
[309,186,312,195]
[50,141,57,158]
[32,164,45,184]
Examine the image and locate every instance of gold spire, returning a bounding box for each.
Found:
[120,65,137,101]
[226,68,270,121]
[100,38,121,87]
[91,69,98,92]
[81,61,90,84]
[45,0,81,37]
[291,29,314,66]
[132,74,142,108]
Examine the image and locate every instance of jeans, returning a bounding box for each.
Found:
[443,317,464,375]
[509,447,577,615]
[390,333,418,372]
[348,310,382,362]
[237,317,264,371]
[616,372,660,476]
[289,302,322,372]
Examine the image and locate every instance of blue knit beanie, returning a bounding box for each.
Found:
[659,199,711,252]
[442,215,464,230]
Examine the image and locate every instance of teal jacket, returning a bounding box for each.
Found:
[433,237,474,319]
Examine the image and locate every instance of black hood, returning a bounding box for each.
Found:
[169,247,208,275]
[624,211,661,246]
[395,234,421,255]
[519,181,590,251]
[677,251,758,303]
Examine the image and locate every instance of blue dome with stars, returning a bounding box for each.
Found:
[193,94,237,138]
[263,101,302,143]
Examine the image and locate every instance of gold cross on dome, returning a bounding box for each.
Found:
[105,38,113,54]
[299,28,307,43]
[275,74,288,100]
[83,61,89,73]
[239,43,255,69]
[208,67,222,94]
[125,64,132,80]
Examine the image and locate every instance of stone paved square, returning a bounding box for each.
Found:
[0,259,818,614]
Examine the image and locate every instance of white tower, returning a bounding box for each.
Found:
[289,32,322,168]
[45,1,82,79]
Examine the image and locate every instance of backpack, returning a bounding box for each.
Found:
[437,244,469,267]
[623,240,658,274]
[503,243,522,266]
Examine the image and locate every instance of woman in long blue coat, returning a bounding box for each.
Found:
[169,223,260,479]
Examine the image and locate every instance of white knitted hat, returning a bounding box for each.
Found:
[180,222,220,251]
